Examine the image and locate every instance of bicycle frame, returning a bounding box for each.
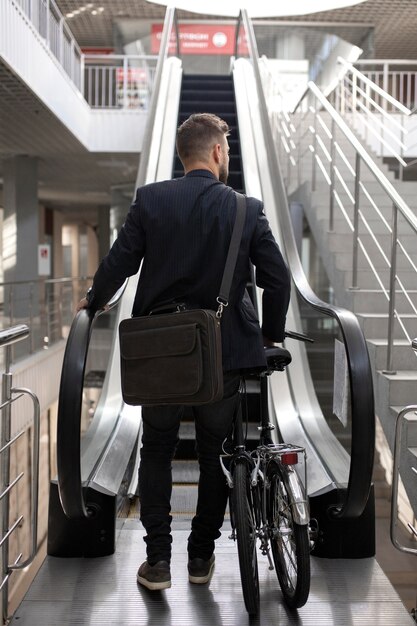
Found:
[220,371,309,527]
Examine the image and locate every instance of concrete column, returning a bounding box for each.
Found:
[110,187,133,243]
[3,156,39,283]
[97,207,111,263]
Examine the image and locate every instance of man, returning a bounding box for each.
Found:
[78,113,290,591]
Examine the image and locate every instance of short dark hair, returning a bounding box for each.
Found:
[176,113,230,164]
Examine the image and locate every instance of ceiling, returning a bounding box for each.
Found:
[2,0,417,227]
[57,0,417,59]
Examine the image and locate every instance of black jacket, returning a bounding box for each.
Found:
[88,169,290,371]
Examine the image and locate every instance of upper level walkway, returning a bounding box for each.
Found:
[0,0,156,153]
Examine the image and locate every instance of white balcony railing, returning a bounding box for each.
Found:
[14,0,83,89]
[83,55,158,110]
[11,0,158,111]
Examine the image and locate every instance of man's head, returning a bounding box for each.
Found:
[176,113,230,183]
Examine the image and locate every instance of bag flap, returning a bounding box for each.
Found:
[120,323,198,360]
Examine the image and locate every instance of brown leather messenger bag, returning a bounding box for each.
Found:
[118,192,246,406]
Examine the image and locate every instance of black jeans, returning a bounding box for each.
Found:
[138,372,240,565]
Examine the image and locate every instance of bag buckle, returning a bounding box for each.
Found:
[216,297,228,319]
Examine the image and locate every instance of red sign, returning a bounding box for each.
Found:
[151,23,247,55]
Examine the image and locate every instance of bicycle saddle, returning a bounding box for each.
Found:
[265,346,292,371]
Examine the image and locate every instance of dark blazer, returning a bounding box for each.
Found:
[88,169,290,371]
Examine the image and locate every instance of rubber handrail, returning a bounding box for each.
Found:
[56,287,125,518]
[241,9,375,519]
[56,8,179,520]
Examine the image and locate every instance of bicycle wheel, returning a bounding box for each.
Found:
[231,460,260,615]
[268,463,310,609]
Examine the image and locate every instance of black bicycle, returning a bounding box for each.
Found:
[220,331,315,615]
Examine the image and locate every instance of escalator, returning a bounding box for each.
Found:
[170,73,259,517]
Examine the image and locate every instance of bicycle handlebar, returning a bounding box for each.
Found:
[284,329,314,344]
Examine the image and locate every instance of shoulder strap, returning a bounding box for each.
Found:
[216,192,247,319]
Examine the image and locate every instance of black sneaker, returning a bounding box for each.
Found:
[188,555,215,584]
[137,560,171,590]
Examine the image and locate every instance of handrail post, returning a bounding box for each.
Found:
[383,203,399,374]
[297,112,302,189]
[329,117,336,231]
[29,283,34,354]
[122,56,128,109]
[390,402,417,555]
[45,0,50,48]
[351,152,361,288]
[59,17,64,65]
[399,112,405,181]
[80,53,85,96]
[1,346,12,623]
[312,107,317,192]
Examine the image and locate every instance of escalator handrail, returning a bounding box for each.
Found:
[56,287,125,518]
[240,9,375,520]
[57,7,179,520]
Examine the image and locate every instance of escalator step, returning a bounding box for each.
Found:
[179,101,236,114]
[180,90,234,102]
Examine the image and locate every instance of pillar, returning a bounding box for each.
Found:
[97,208,110,264]
[3,157,39,319]
[110,186,133,244]
[3,156,39,284]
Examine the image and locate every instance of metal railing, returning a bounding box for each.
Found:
[11,0,159,111]
[391,339,417,556]
[262,64,417,374]
[355,59,417,111]
[13,0,83,89]
[330,58,411,168]
[83,55,158,110]
[0,276,92,364]
[0,325,40,623]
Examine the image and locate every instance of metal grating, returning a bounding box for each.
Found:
[10,521,415,625]
[53,0,417,59]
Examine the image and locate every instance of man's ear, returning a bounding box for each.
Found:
[212,143,222,164]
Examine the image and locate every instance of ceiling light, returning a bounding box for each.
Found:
[91,9,98,15]
[86,3,94,8]
[145,0,368,17]
[66,12,74,17]
[98,7,105,12]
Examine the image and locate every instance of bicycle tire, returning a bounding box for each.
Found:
[267,463,310,609]
[231,460,260,615]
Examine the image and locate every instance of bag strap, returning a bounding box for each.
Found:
[216,192,247,319]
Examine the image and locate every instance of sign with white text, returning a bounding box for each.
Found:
[151,23,248,55]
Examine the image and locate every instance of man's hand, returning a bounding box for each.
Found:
[263,335,276,348]
[76,297,89,312]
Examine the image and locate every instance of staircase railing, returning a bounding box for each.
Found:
[391,338,417,556]
[0,276,92,365]
[331,58,411,170]
[262,64,417,375]
[0,325,40,623]
[12,0,83,88]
